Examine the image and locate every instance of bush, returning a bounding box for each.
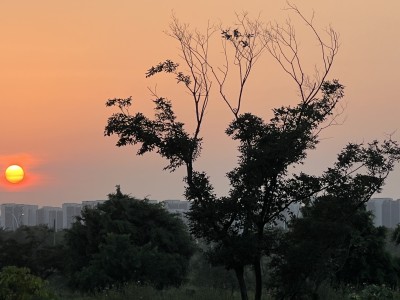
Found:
[349,284,395,300]
[0,266,56,300]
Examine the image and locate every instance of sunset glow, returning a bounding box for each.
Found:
[1,1,400,206]
[5,165,25,184]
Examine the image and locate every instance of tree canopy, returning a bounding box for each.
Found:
[0,225,64,279]
[64,187,195,292]
[270,195,400,299]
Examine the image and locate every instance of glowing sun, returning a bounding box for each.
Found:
[5,165,25,184]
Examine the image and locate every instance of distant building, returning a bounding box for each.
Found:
[37,206,63,231]
[62,203,82,229]
[391,200,400,228]
[21,205,38,227]
[382,199,392,228]
[162,200,190,216]
[0,204,38,230]
[367,198,392,227]
[1,204,23,230]
[161,200,190,224]
[367,198,400,228]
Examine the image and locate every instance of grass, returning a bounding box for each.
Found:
[48,276,400,300]
[47,276,274,300]
[52,285,254,300]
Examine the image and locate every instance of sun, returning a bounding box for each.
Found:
[5,165,25,184]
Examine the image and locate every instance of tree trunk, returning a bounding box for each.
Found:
[254,258,262,300]
[234,265,248,300]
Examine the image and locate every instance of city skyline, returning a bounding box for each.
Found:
[0,198,190,231]
[1,1,400,206]
[1,198,398,232]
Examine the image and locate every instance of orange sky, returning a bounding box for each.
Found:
[1,1,400,206]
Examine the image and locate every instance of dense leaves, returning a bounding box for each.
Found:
[0,266,55,300]
[270,196,400,299]
[64,188,195,291]
[0,226,65,278]
[105,97,200,171]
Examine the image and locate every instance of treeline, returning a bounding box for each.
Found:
[0,187,194,298]
[1,187,400,299]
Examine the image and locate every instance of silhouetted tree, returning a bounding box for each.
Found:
[270,193,400,299]
[64,188,194,292]
[104,5,400,300]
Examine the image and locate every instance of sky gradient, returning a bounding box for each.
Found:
[1,1,400,206]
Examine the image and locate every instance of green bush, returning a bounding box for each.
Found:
[0,266,56,300]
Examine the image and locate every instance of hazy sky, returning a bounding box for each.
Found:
[1,1,400,207]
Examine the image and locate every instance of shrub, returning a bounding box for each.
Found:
[0,266,56,300]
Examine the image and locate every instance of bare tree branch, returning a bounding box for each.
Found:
[264,1,339,103]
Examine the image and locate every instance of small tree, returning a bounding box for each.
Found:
[105,5,400,300]
[64,187,194,292]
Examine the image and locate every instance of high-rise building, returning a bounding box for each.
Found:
[382,199,392,228]
[0,204,38,230]
[366,198,400,228]
[37,206,63,231]
[390,199,400,228]
[21,205,38,227]
[367,198,387,227]
[1,204,22,230]
[62,203,82,229]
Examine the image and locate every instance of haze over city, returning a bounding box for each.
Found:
[1,0,400,207]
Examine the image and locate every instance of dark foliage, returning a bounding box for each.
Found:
[105,97,201,172]
[64,187,195,292]
[270,195,400,299]
[0,225,65,278]
[0,266,56,300]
